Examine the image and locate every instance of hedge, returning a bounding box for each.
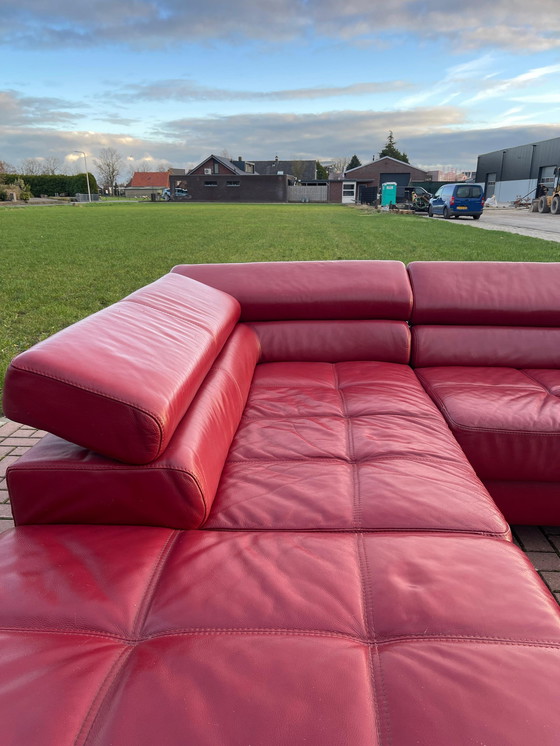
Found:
[1,173,98,197]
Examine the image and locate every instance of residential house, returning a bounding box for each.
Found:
[171,154,292,202]
[124,169,185,198]
[341,156,429,204]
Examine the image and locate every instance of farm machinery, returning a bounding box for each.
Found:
[531,167,560,214]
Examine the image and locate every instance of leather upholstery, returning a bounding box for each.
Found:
[249,320,411,363]
[172,260,413,320]
[412,325,560,368]
[416,366,560,482]
[8,325,260,527]
[409,260,560,326]
[409,261,560,522]
[1,526,559,746]
[3,273,240,464]
[3,260,560,743]
[205,361,509,537]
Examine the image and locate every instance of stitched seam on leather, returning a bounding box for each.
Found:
[75,645,133,746]
[333,364,360,530]
[376,636,560,648]
[2,625,559,648]
[519,368,559,396]
[416,370,560,435]
[353,536,381,742]
[240,411,442,421]
[202,524,509,538]
[131,530,182,638]
[9,364,165,453]
[225,455,472,467]
[359,533,391,746]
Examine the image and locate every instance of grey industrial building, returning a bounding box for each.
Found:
[476,135,560,203]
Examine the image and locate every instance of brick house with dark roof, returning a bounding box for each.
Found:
[341,156,428,203]
[171,154,293,203]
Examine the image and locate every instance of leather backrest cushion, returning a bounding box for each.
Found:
[172,261,412,321]
[409,261,560,326]
[412,325,560,368]
[251,320,411,363]
[3,273,240,464]
[8,325,260,528]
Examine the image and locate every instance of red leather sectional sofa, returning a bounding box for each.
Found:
[2,260,560,745]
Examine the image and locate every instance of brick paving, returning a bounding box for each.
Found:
[0,415,559,605]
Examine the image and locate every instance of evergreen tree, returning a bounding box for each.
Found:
[379,132,409,163]
[347,155,362,170]
[315,162,329,179]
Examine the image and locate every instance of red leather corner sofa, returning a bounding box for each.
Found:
[2,260,560,745]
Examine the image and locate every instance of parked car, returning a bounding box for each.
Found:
[428,183,484,219]
[162,188,191,201]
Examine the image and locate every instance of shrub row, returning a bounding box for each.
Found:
[1,173,98,197]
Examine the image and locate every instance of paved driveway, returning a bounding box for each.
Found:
[430,208,560,243]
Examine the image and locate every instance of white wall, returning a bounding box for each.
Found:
[494,179,538,203]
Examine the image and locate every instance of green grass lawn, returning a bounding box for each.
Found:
[1,201,560,411]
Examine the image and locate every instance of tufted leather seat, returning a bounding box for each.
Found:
[1,525,559,746]
[2,260,560,744]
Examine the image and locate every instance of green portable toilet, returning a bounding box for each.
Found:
[381,182,398,206]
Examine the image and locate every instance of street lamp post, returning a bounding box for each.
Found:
[74,151,92,202]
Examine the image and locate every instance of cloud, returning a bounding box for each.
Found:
[2,0,559,51]
[465,63,560,104]
[512,94,560,104]
[398,54,495,109]
[153,106,467,163]
[0,90,84,126]
[3,113,559,176]
[116,79,412,103]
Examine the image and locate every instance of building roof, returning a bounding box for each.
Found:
[128,171,170,188]
[345,156,421,174]
[188,154,251,176]
[254,160,316,180]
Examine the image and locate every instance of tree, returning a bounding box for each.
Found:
[347,155,362,170]
[316,162,329,179]
[41,156,63,175]
[0,159,16,174]
[21,157,43,175]
[379,132,409,163]
[331,157,349,175]
[94,147,124,191]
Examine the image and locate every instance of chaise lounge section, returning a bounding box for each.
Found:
[1,260,560,745]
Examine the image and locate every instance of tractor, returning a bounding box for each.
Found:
[531,167,560,214]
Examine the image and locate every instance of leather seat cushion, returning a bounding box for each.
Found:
[205,361,509,537]
[1,526,559,745]
[416,366,560,481]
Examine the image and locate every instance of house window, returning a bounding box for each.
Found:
[226,181,240,187]
[213,163,220,174]
[204,181,218,187]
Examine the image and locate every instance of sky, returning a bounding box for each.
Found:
[1,0,560,180]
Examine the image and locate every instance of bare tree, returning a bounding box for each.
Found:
[21,157,43,175]
[94,147,124,191]
[331,157,349,175]
[41,156,63,175]
[0,159,16,174]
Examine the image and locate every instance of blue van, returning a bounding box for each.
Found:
[428,183,485,220]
